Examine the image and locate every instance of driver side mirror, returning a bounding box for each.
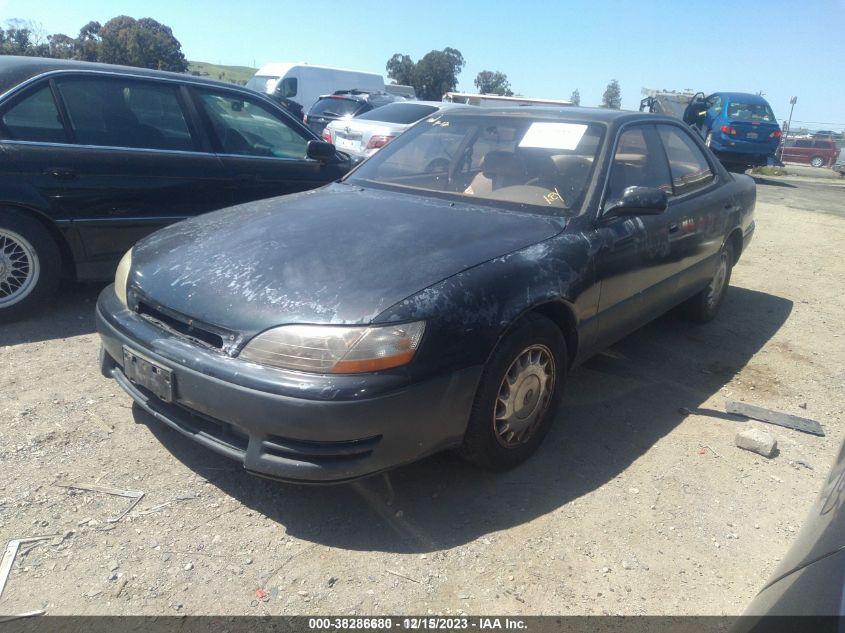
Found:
[603,186,668,219]
[306,140,336,162]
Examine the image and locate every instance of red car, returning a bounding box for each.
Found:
[781,138,838,167]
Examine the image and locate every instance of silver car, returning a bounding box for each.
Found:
[324,101,466,159]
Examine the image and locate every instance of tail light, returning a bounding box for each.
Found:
[322,127,332,143]
[366,135,395,150]
[770,130,782,139]
[720,125,736,136]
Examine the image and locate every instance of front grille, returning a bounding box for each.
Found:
[137,301,229,351]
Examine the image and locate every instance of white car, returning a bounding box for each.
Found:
[323,101,466,159]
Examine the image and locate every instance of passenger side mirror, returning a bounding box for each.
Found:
[306,140,336,162]
[603,186,668,219]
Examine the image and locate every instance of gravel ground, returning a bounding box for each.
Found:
[1,173,843,616]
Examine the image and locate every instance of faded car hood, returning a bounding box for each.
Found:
[129,183,563,335]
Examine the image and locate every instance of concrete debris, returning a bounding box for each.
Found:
[735,429,778,458]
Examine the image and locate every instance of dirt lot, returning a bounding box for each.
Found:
[1,173,844,616]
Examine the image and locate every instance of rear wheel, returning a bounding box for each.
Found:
[458,314,566,471]
[809,156,825,168]
[0,210,61,323]
[682,240,734,323]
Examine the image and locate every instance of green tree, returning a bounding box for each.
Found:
[98,16,187,71]
[385,48,465,101]
[385,53,416,86]
[600,79,621,109]
[75,21,101,61]
[48,33,76,59]
[0,19,49,56]
[569,88,580,106]
[474,70,513,96]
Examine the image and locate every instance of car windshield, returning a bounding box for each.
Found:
[727,102,775,122]
[309,97,361,118]
[347,114,604,215]
[357,103,438,124]
[245,75,278,94]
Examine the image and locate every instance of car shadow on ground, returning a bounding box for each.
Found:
[0,281,105,346]
[135,286,793,553]
[750,177,797,188]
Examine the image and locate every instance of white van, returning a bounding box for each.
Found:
[246,63,385,112]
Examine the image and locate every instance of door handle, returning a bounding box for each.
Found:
[43,167,77,180]
[668,223,679,234]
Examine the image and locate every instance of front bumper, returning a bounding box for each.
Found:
[96,286,482,483]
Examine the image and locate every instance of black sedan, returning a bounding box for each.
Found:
[96,107,756,483]
[0,56,349,322]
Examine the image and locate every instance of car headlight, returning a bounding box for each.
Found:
[239,321,425,374]
[114,248,133,307]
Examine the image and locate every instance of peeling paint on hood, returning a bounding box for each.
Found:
[129,183,564,336]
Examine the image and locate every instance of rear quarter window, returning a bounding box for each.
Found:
[1,84,67,143]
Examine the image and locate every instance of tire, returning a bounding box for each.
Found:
[0,209,62,323]
[809,156,824,168]
[681,239,734,323]
[458,313,567,471]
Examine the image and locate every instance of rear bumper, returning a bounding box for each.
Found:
[711,136,778,164]
[96,286,482,483]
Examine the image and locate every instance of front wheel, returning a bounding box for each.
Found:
[458,314,567,471]
[809,156,825,168]
[681,240,734,323]
[0,210,61,323]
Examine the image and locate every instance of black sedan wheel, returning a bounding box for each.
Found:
[0,210,61,323]
[459,314,566,471]
[682,240,734,323]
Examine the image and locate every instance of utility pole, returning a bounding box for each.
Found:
[779,96,797,159]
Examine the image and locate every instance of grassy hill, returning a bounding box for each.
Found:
[187,61,257,86]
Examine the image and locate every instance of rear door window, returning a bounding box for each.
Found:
[0,84,67,143]
[56,77,196,151]
[657,125,714,196]
[195,89,309,159]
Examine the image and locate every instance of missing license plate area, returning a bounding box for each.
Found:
[122,347,175,402]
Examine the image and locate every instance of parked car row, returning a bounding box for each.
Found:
[0,56,350,322]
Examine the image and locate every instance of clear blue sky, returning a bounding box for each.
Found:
[2,0,842,131]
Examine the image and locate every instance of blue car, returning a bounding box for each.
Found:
[684,92,781,171]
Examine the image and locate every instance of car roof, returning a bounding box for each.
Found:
[440,105,674,125]
[0,55,251,97]
[712,92,771,104]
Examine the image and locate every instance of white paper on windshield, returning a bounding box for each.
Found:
[518,122,588,150]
